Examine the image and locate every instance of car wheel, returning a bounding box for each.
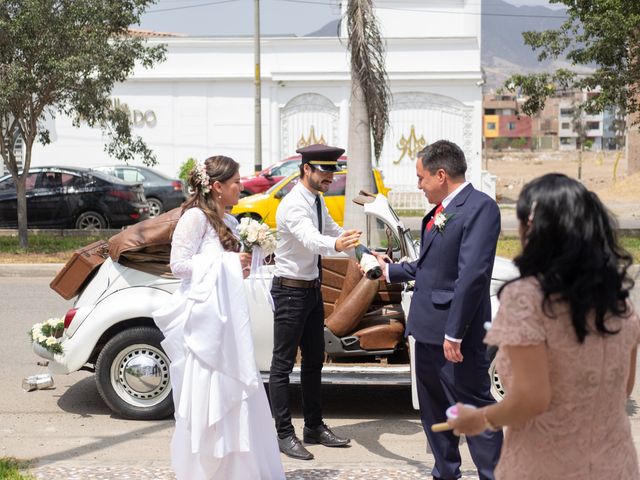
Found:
[147,198,164,218]
[489,355,505,401]
[75,211,107,230]
[95,327,173,420]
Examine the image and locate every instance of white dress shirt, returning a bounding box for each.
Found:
[273,181,345,281]
[384,182,470,343]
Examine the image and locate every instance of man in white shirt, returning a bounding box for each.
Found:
[269,144,361,460]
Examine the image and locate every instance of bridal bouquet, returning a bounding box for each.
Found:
[29,318,64,355]
[237,217,278,256]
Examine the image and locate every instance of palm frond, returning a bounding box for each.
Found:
[346,0,390,160]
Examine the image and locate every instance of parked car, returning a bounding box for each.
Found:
[240,155,347,197]
[93,165,186,218]
[0,166,150,229]
[232,167,390,227]
[34,194,517,419]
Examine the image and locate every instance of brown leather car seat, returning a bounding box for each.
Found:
[324,259,405,350]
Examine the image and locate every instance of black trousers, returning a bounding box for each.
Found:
[268,282,325,438]
[415,341,502,480]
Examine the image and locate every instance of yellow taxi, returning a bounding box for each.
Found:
[231,168,389,227]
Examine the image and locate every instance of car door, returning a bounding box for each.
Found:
[322,172,346,226]
[0,175,18,227]
[361,194,420,407]
[0,173,40,227]
[29,171,67,226]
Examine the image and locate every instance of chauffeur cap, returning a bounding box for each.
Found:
[296,144,345,172]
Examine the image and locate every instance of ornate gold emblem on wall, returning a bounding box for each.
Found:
[297,126,326,148]
[396,125,427,164]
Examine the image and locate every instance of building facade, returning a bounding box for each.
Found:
[483,94,532,150]
[27,1,490,206]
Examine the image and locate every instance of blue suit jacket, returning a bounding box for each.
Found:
[389,184,500,347]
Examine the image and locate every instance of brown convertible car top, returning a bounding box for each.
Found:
[107,207,182,277]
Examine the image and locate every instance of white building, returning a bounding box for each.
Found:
[558,95,605,151]
[31,0,492,206]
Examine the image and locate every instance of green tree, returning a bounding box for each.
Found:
[504,1,640,143]
[178,157,197,184]
[0,0,165,247]
[343,0,390,233]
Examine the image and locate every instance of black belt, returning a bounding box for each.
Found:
[273,276,321,289]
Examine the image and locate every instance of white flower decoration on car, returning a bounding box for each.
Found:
[30,318,65,354]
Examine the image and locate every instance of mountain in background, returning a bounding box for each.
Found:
[306,1,573,90]
[482,0,571,89]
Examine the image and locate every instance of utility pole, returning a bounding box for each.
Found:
[254,0,262,172]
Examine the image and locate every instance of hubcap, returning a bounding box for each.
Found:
[111,344,171,407]
[489,359,505,400]
[148,199,162,218]
[79,214,102,229]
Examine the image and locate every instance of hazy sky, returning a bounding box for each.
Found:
[138,0,562,37]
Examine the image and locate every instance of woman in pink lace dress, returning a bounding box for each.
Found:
[448,173,639,479]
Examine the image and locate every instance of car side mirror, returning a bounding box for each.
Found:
[274,189,284,199]
[264,172,273,180]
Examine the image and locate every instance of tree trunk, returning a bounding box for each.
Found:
[344,82,375,234]
[577,148,583,180]
[16,174,28,248]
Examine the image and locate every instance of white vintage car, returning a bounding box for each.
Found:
[35,193,517,420]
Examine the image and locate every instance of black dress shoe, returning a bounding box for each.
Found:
[277,434,314,460]
[303,423,350,447]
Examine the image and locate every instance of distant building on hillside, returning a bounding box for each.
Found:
[482,91,622,152]
[483,94,532,150]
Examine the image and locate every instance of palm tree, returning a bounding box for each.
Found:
[343,0,391,233]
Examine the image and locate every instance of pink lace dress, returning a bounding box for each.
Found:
[485,277,640,479]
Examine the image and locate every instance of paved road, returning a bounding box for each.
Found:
[1,273,640,479]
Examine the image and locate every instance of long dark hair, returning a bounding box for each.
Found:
[502,173,634,343]
[182,155,240,252]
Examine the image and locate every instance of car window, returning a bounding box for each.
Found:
[272,162,299,177]
[274,176,300,197]
[325,173,346,197]
[25,173,38,191]
[36,172,63,190]
[119,169,144,182]
[61,173,85,188]
[368,218,402,260]
[0,177,16,195]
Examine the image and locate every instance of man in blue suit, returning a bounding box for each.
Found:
[376,140,503,480]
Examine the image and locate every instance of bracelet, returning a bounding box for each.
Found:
[482,408,499,432]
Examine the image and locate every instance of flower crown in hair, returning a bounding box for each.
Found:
[194,162,211,195]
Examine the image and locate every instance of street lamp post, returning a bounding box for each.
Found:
[254,0,262,172]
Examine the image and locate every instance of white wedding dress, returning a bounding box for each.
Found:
[153,208,285,480]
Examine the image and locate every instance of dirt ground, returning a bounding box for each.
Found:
[487,150,640,222]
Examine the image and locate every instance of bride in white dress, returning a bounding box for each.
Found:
[153,156,285,480]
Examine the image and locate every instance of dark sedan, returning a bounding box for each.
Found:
[94,165,186,217]
[0,166,150,229]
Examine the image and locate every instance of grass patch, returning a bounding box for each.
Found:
[497,235,640,262]
[0,458,34,480]
[0,234,108,263]
[0,234,106,253]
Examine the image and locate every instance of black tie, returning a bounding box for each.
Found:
[315,195,323,281]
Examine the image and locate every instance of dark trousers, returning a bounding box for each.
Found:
[415,341,503,480]
[268,282,325,438]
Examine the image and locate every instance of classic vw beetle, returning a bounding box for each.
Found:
[35,193,516,420]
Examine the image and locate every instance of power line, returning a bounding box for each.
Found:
[277,0,568,19]
[144,0,568,20]
[146,0,239,14]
